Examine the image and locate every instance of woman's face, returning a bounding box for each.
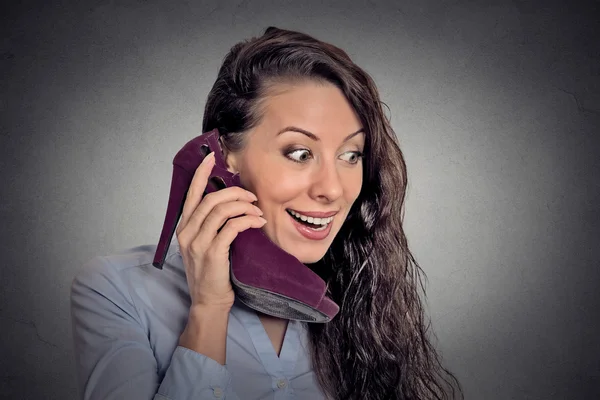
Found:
[225,80,365,263]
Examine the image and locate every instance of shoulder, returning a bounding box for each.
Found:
[70,242,182,308]
[72,245,146,290]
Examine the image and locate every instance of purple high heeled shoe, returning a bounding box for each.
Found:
[152,129,339,323]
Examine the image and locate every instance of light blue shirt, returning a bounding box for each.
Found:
[70,237,327,400]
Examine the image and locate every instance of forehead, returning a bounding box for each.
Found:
[256,81,363,138]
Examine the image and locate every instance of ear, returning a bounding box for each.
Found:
[219,137,240,174]
[224,152,240,175]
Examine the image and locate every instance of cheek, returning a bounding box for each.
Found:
[344,173,363,201]
[243,158,363,208]
[245,165,304,207]
[258,175,304,205]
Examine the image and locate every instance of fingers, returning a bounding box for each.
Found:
[176,151,259,247]
[179,152,216,235]
[190,199,263,257]
[189,186,258,233]
[210,215,267,258]
[200,199,263,235]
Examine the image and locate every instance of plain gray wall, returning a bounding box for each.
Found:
[1,0,599,399]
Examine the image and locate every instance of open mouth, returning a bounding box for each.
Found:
[285,209,331,230]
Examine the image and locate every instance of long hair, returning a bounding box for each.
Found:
[202,26,463,400]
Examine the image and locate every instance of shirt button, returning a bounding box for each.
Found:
[277,379,287,389]
[213,387,224,398]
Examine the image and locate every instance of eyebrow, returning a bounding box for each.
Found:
[276,126,365,142]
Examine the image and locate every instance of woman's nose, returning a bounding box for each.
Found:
[308,161,344,202]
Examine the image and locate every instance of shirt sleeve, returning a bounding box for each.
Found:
[70,255,234,400]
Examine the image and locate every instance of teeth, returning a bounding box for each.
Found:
[288,209,334,225]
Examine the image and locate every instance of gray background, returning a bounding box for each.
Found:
[1,0,599,399]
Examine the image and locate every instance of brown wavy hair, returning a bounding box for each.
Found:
[202,26,463,400]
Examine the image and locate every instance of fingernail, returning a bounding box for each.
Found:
[258,217,267,224]
[204,152,215,164]
[253,205,263,215]
[247,191,258,201]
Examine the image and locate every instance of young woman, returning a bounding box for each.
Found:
[71,26,463,400]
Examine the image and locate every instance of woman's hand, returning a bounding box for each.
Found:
[175,152,266,309]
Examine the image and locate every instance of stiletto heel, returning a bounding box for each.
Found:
[152,164,190,269]
[153,141,212,269]
[153,129,340,323]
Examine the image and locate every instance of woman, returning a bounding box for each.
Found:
[71,26,463,400]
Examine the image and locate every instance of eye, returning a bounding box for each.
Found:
[286,149,312,163]
[285,148,364,165]
[340,151,364,165]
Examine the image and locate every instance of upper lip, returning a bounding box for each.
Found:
[287,209,338,218]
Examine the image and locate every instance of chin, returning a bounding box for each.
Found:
[287,245,329,264]
[297,254,325,264]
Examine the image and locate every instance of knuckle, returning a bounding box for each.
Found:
[220,220,235,233]
[212,203,226,217]
[189,240,204,256]
[176,230,188,246]
[201,248,213,263]
[204,247,220,264]
[226,216,244,230]
[235,187,250,198]
[202,191,215,203]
